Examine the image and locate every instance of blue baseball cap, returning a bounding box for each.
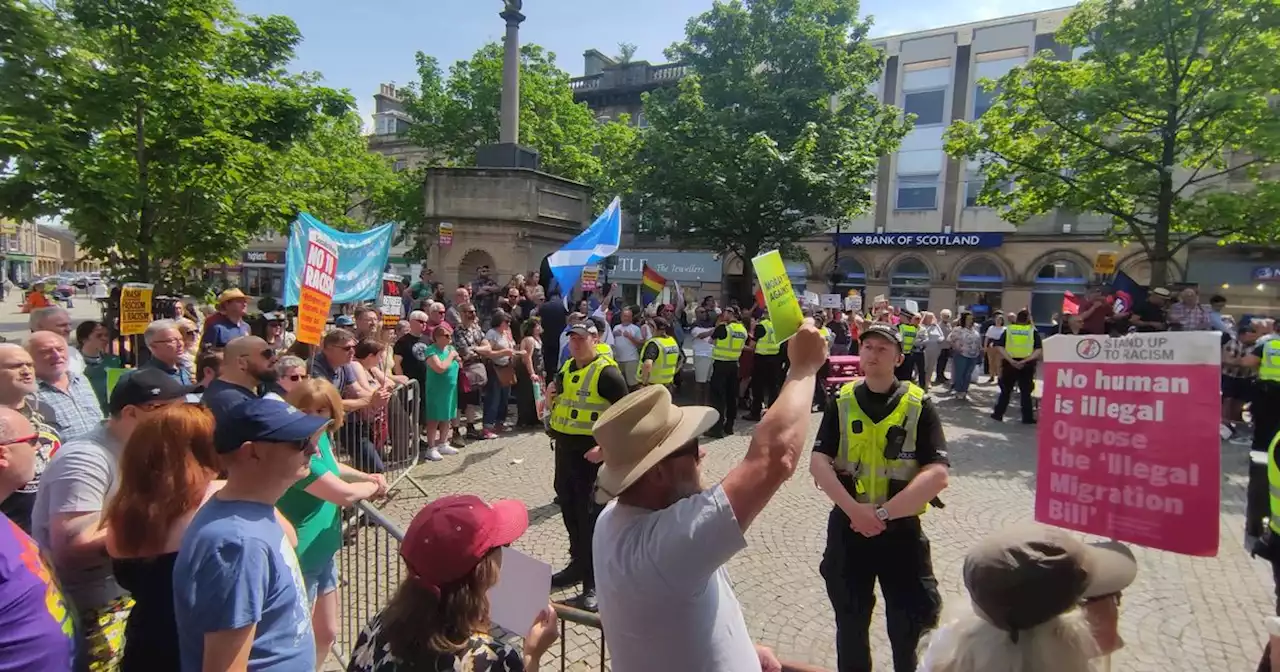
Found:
[214,398,331,454]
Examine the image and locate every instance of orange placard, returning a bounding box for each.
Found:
[296,232,338,345]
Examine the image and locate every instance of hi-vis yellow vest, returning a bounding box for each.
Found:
[899,324,918,354]
[712,323,749,362]
[595,342,615,361]
[835,381,926,514]
[1261,340,1280,383]
[1268,430,1280,534]
[755,319,781,356]
[643,336,680,385]
[550,355,617,436]
[1005,324,1035,359]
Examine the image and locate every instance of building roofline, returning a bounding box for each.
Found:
[869,4,1078,43]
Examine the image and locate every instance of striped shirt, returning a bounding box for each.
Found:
[1223,338,1256,379]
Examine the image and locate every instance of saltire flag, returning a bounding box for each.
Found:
[1062,291,1080,315]
[546,197,622,298]
[641,263,667,307]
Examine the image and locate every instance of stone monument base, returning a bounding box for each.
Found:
[476,142,541,171]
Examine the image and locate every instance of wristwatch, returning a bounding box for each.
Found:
[875,506,890,522]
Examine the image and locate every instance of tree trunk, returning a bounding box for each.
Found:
[134,99,153,285]
[1152,109,1178,289]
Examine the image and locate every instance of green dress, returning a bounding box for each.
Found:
[423,344,459,422]
[275,432,342,575]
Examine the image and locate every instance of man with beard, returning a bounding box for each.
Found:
[590,320,827,672]
[0,343,60,532]
[202,336,280,420]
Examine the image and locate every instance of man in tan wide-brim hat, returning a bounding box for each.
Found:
[199,288,251,352]
[590,319,829,672]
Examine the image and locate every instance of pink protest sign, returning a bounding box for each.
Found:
[1035,332,1221,556]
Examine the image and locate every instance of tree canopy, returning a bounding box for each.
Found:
[398,43,637,214]
[0,0,397,286]
[628,0,909,264]
[946,0,1280,285]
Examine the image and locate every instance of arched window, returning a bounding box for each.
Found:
[956,257,1004,317]
[1031,259,1088,326]
[889,257,931,311]
[831,256,866,295]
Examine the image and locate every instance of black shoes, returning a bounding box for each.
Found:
[551,566,583,590]
[567,588,597,612]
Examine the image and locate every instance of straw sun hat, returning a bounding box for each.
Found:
[592,386,719,504]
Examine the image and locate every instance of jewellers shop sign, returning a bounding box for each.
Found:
[610,251,722,282]
[834,233,1004,249]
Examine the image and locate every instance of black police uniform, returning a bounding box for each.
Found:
[813,381,948,672]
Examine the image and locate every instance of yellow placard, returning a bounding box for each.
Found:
[1093,251,1117,275]
[751,250,804,342]
[119,283,154,336]
[106,368,128,397]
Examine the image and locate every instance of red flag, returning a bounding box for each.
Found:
[1062,291,1080,315]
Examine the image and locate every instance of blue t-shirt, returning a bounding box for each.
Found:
[199,315,251,351]
[0,513,75,671]
[201,379,260,422]
[173,498,314,672]
[139,357,194,386]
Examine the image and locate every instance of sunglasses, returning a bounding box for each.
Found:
[287,373,308,382]
[5,433,38,447]
[334,344,356,351]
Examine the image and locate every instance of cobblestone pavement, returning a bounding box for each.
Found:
[358,381,1270,672]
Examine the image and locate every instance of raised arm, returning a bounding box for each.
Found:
[720,320,827,532]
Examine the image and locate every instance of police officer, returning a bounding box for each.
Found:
[547,320,628,610]
[706,307,748,438]
[990,309,1042,424]
[810,323,950,672]
[747,308,785,420]
[639,317,680,390]
[1253,419,1280,670]
[1245,319,1280,554]
[895,312,926,386]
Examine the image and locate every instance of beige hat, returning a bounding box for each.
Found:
[592,386,719,504]
[217,288,248,305]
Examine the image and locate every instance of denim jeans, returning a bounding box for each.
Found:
[951,355,979,394]
[483,374,511,428]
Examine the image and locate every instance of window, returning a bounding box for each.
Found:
[973,85,999,119]
[903,89,946,126]
[1031,260,1088,325]
[830,256,866,293]
[393,159,407,173]
[956,257,1005,312]
[896,174,939,210]
[972,51,1026,119]
[965,173,1012,207]
[889,257,931,311]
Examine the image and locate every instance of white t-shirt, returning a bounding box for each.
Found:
[691,326,715,357]
[611,324,642,362]
[593,485,758,672]
[985,325,1005,341]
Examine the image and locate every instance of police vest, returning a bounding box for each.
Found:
[1268,430,1280,534]
[819,327,830,341]
[899,324,918,354]
[1005,324,1036,359]
[1261,340,1280,383]
[550,355,617,436]
[595,342,614,360]
[712,323,749,362]
[755,319,781,356]
[643,336,681,385]
[834,381,927,514]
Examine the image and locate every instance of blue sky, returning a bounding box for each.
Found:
[237,0,1075,130]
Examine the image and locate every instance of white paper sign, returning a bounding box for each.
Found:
[487,548,552,635]
[803,291,821,307]
[820,294,841,308]
[845,294,862,314]
[904,299,919,314]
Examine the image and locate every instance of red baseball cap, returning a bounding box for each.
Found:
[400,495,529,590]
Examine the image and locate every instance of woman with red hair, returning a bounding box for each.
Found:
[104,404,222,672]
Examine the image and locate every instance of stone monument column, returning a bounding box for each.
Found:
[499,2,524,145]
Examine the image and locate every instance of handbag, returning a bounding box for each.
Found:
[495,362,517,388]
[463,361,488,389]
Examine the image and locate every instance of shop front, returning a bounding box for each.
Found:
[5,254,33,286]
[1187,246,1280,318]
[607,250,723,307]
[240,250,286,299]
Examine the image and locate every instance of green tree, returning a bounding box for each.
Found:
[617,42,639,63]
[946,0,1280,286]
[629,0,909,264]
[398,43,637,211]
[0,0,390,286]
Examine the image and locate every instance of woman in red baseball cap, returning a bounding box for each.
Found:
[347,494,559,672]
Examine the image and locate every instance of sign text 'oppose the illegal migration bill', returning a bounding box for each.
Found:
[1035,332,1221,556]
[119,283,154,336]
[296,231,338,345]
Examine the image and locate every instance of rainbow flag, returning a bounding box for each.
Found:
[641,263,667,307]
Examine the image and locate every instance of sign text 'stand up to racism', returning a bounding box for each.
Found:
[296,230,338,345]
[1035,332,1221,556]
[118,283,154,336]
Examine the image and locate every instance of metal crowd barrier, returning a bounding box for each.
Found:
[378,379,428,499]
[331,498,830,672]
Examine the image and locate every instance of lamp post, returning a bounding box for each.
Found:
[829,218,843,292]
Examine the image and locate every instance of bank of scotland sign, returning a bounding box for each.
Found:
[833,233,1004,248]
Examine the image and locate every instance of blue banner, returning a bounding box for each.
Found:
[833,232,1004,248]
[284,213,394,307]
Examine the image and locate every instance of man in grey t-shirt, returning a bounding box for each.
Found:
[590,321,828,672]
[30,369,192,669]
